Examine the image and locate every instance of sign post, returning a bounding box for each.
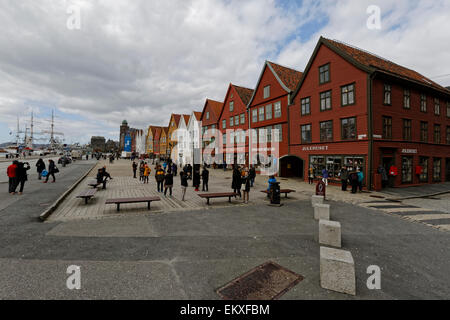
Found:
[316,180,326,200]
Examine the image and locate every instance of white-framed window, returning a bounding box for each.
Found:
[265,104,272,120]
[222,119,226,129]
[259,106,265,121]
[230,116,234,127]
[252,109,258,123]
[274,124,282,142]
[266,126,272,143]
[234,115,239,126]
[259,128,266,143]
[206,112,210,120]
[274,101,281,118]
[230,101,234,112]
[240,113,245,124]
[223,133,226,145]
[263,85,270,99]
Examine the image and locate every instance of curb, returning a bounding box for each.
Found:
[39,162,98,222]
[387,190,450,201]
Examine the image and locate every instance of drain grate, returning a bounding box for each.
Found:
[216,261,303,300]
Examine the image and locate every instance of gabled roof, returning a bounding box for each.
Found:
[247,61,303,107]
[160,127,168,136]
[154,127,162,140]
[170,114,182,127]
[193,111,202,121]
[183,114,190,125]
[293,36,450,99]
[201,98,224,121]
[233,85,254,106]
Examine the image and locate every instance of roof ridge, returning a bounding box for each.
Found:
[267,60,303,73]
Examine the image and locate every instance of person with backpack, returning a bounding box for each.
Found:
[180,171,188,201]
[155,165,165,192]
[36,158,46,180]
[7,160,19,195]
[16,162,31,195]
[201,166,209,192]
[44,159,57,183]
[164,169,174,196]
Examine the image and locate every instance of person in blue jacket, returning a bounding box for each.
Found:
[267,175,277,198]
[357,169,364,192]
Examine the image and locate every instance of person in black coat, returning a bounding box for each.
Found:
[201,166,209,191]
[97,167,113,189]
[231,166,242,198]
[44,159,57,183]
[193,164,201,191]
[248,165,256,187]
[164,170,174,196]
[36,158,46,180]
[16,162,30,194]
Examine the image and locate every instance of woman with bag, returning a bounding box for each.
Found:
[36,158,46,180]
[44,159,57,183]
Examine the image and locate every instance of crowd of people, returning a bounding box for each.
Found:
[308,166,365,194]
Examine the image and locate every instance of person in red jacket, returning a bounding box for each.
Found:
[7,160,19,195]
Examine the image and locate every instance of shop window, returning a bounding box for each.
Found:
[309,155,364,181]
[401,156,413,184]
[344,157,364,173]
[419,157,428,182]
[433,158,442,182]
[403,119,412,141]
[434,124,441,144]
[341,117,356,140]
[319,63,330,84]
[326,156,342,179]
[384,84,391,105]
[420,121,428,142]
[382,116,392,139]
[341,83,355,106]
[403,89,410,109]
[301,124,312,144]
[320,120,333,142]
[320,91,332,111]
[301,97,310,115]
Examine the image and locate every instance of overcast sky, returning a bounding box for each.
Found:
[1,0,449,145]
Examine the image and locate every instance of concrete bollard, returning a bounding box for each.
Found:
[314,204,330,220]
[319,220,341,248]
[320,246,356,295]
[311,195,324,206]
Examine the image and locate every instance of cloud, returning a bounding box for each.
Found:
[0,0,448,144]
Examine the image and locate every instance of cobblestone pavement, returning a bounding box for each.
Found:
[48,159,450,231]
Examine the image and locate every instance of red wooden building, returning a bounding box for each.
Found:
[247,61,303,175]
[200,98,224,164]
[218,83,254,165]
[289,37,450,189]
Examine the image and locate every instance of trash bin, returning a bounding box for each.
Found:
[270,182,281,205]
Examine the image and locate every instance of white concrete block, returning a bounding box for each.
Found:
[311,195,324,206]
[319,220,341,248]
[320,246,356,295]
[314,204,330,220]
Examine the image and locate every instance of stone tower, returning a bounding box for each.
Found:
[119,120,129,151]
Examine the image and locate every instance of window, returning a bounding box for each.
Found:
[420,94,427,112]
[403,119,412,141]
[263,85,270,99]
[206,112,210,120]
[252,109,257,123]
[301,124,312,144]
[319,64,330,84]
[447,126,450,145]
[234,115,239,126]
[434,124,441,144]
[259,106,265,121]
[274,124,282,142]
[341,117,356,140]
[419,157,428,182]
[384,84,391,105]
[211,124,216,129]
[230,116,234,127]
[223,133,226,145]
[265,104,272,120]
[274,101,282,118]
[401,156,413,184]
[434,98,440,115]
[420,122,428,142]
[229,101,234,112]
[382,116,392,139]
[433,158,442,182]
[301,97,310,115]
[341,84,355,106]
[403,89,410,109]
[320,91,332,111]
[266,126,272,143]
[259,128,266,143]
[240,113,245,124]
[320,121,333,142]
[222,119,226,129]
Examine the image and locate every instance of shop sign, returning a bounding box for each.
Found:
[401,149,417,154]
[302,145,329,152]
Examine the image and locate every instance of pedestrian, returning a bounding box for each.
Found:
[249,165,256,187]
[172,162,178,176]
[97,166,113,189]
[267,175,277,198]
[308,166,315,184]
[322,168,329,186]
[132,161,138,178]
[44,159,57,183]
[193,165,201,191]
[143,163,151,184]
[201,166,209,192]
[180,171,188,201]
[36,158,46,180]
[7,160,19,195]
[155,165,165,192]
[357,169,364,192]
[139,162,145,181]
[232,165,242,198]
[350,171,358,194]
[242,167,250,204]
[16,162,30,195]
[163,161,167,172]
[164,169,174,196]
[340,167,349,191]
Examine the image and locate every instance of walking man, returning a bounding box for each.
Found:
[340,167,348,191]
[16,162,30,195]
[36,158,46,180]
[155,165,165,192]
[201,166,209,192]
[164,169,174,196]
[7,160,18,195]
[132,161,138,178]
[249,165,256,187]
[44,159,57,183]
[180,171,188,201]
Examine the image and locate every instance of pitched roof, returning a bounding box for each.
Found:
[183,114,190,125]
[267,61,303,91]
[170,114,182,127]
[322,37,448,93]
[193,111,202,121]
[161,127,168,135]
[233,85,254,106]
[203,99,223,120]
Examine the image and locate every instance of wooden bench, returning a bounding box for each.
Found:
[198,192,238,205]
[105,197,161,212]
[261,189,296,198]
[76,189,97,204]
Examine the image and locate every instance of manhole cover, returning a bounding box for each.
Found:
[216,261,303,300]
